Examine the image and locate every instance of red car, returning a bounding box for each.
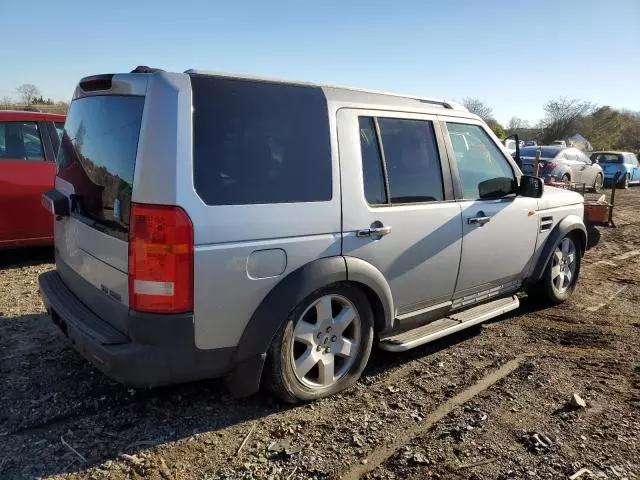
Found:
[0,110,65,248]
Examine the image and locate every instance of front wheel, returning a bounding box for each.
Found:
[265,284,374,403]
[561,174,571,183]
[529,235,581,305]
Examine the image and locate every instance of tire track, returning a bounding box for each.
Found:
[340,355,526,480]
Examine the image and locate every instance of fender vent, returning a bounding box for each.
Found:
[540,216,554,232]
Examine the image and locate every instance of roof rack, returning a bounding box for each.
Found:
[184,69,467,112]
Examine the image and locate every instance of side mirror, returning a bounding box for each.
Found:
[478,177,517,198]
[42,189,70,218]
[505,133,521,168]
[518,175,544,198]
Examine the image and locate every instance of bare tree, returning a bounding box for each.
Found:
[541,97,592,144]
[508,117,530,131]
[462,97,493,121]
[16,84,41,105]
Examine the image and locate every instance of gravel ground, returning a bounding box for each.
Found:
[1,187,639,480]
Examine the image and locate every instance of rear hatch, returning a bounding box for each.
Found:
[520,157,555,176]
[599,162,623,177]
[54,75,146,333]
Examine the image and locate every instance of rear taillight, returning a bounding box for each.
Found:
[128,203,194,313]
[544,162,557,169]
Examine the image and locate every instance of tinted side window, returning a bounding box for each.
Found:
[191,75,332,205]
[446,123,515,199]
[358,117,387,204]
[378,118,444,203]
[0,121,45,161]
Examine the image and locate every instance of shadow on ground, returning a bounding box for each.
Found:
[0,246,53,269]
[0,307,492,479]
[585,223,602,250]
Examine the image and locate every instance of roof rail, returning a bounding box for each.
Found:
[184,69,468,112]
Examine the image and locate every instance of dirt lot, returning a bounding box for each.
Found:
[1,187,639,480]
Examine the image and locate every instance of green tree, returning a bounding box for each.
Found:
[486,119,506,139]
[581,106,622,150]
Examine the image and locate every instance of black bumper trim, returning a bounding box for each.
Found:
[39,270,235,388]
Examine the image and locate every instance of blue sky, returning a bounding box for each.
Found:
[2,0,638,125]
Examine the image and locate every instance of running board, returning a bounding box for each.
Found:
[379,295,519,352]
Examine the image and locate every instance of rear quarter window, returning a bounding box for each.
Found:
[190,75,332,205]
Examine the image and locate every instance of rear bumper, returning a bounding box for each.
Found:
[38,270,234,388]
[603,173,624,181]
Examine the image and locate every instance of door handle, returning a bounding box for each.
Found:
[468,216,491,226]
[357,225,392,238]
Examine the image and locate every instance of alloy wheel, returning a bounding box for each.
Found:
[551,237,577,294]
[290,294,361,389]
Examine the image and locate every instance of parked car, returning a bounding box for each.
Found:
[520,146,603,192]
[0,110,65,248]
[552,140,567,148]
[524,140,537,147]
[589,151,640,189]
[39,69,586,403]
[504,138,517,155]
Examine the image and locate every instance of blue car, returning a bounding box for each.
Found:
[590,151,640,189]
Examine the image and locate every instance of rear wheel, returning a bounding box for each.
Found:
[620,174,630,189]
[529,234,581,305]
[265,284,374,403]
[561,174,570,183]
[592,173,603,193]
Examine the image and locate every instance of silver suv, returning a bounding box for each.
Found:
[39,69,586,403]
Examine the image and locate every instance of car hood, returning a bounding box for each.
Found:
[537,186,583,210]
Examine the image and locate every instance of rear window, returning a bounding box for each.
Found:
[591,153,623,164]
[520,146,561,159]
[57,95,144,241]
[190,75,332,205]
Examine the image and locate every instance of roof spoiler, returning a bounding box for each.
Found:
[130,65,165,73]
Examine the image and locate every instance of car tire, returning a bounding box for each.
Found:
[529,234,581,305]
[620,174,630,189]
[592,173,603,193]
[265,283,374,403]
[561,174,570,183]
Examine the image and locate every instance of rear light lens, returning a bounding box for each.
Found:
[543,162,557,169]
[128,203,194,313]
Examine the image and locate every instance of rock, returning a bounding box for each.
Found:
[410,453,430,465]
[570,393,587,408]
[267,437,302,456]
[119,453,143,467]
[158,458,173,480]
[569,468,593,479]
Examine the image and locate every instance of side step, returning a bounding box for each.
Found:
[379,295,519,352]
